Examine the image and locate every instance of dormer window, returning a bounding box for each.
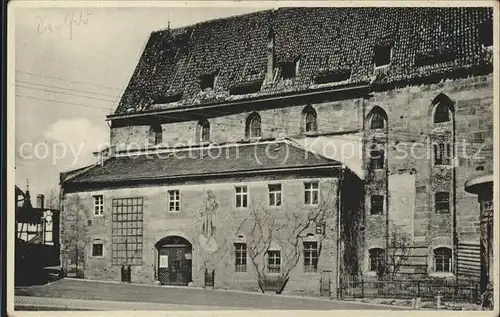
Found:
[280,58,300,80]
[313,68,351,85]
[478,21,493,47]
[373,44,392,67]
[200,72,218,91]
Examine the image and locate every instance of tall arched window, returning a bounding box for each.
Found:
[149,124,162,145]
[246,113,261,139]
[434,103,450,123]
[302,106,318,133]
[367,106,388,130]
[371,112,385,129]
[197,120,210,143]
[369,248,385,272]
[434,247,452,272]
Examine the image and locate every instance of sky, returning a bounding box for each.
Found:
[14,5,273,198]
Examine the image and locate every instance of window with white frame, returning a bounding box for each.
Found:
[304,182,319,205]
[235,186,248,208]
[93,195,104,216]
[303,241,318,272]
[267,250,281,273]
[246,113,262,139]
[434,247,452,272]
[168,190,180,212]
[234,243,247,272]
[268,184,282,207]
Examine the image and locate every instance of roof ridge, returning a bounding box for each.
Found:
[154,8,273,33]
[284,138,343,165]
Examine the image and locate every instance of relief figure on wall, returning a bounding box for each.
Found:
[198,190,219,253]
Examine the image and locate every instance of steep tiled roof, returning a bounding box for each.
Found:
[114,7,493,115]
[63,141,340,184]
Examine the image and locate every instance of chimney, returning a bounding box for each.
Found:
[36,194,45,209]
[266,29,275,83]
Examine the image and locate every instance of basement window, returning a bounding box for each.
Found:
[92,242,103,257]
[369,248,385,272]
[434,247,452,272]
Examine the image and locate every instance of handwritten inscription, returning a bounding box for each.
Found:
[36,11,92,40]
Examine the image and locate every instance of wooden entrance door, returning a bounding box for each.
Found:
[157,243,192,286]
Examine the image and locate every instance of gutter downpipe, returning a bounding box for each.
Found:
[452,108,458,283]
[337,163,345,299]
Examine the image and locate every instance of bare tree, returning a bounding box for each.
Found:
[236,181,337,294]
[385,224,412,280]
[60,195,88,278]
[44,187,60,210]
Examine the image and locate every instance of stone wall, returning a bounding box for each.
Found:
[109,99,363,149]
[61,174,340,296]
[362,74,493,276]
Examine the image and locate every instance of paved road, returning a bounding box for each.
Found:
[15,278,408,310]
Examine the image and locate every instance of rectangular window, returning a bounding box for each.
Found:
[369,150,384,170]
[373,45,392,67]
[92,243,103,257]
[370,195,384,215]
[304,182,319,205]
[235,186,248,208]
[168,190,180,212]
[234,243,247,272]
[111,198,143,266]
[200,72,218,91]
[369,248,385,272]
[434,248,452,272]
[268,184,282,207]
[303,242,318,272]
[267,250,281,273]
[434,143,451,166]
[435,192,450,213]
[93,195,104,216]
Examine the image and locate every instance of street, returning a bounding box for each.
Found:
[15,278,408,310]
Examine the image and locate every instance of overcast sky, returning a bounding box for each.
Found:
[14,6,273,198]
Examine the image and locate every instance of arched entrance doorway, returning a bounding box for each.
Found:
[155,236,192,286]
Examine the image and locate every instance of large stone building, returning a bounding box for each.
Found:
[60,7,494,296]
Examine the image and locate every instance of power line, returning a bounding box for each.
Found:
[15,70,124,91]
[16,84,117,103]
[16,80,121,99]
[16,94,115,111]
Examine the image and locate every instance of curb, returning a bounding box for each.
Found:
[61,278,413,310]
